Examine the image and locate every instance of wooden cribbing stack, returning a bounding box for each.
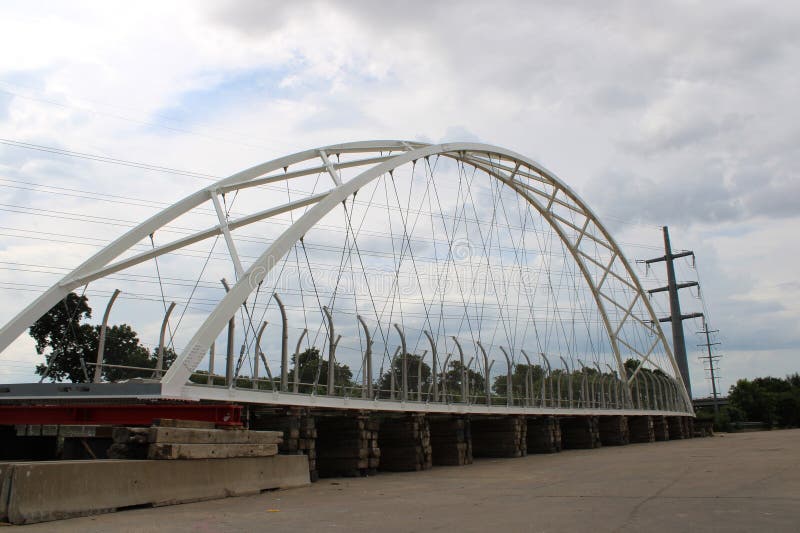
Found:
[694,419,713,437]
[527,416,562,453]
[429,416,472,466]
[249,407,317,481]
[560,416,601,449]
[108,419,282,460]
[471,416,527,458]
[667,416,686,439]
[378,414,432,471]
[628,416,655,443]
[652,415,670,441]
[598,416,630,446]
[315,413,380,478]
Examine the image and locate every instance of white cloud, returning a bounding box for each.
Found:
[0,0,797,396]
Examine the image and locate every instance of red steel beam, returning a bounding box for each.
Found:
[0,403,243,427]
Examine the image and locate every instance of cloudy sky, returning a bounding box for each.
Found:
[0,0,798,397]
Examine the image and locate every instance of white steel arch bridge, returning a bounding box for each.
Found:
[0,141,693,417]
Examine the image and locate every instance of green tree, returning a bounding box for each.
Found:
[493,363,545,397]
[32,292,95,382]
[31,292,177,383]
[377,353,431,397]
[729,378,777,425]
[729,375,800,427]
[290,347,354,394]
[439,360,485,401]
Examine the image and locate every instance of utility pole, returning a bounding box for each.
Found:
[643,227,703,399]
[697,323,722,415]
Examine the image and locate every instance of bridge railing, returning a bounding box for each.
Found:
[185,369,685,413]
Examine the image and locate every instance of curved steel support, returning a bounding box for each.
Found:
[154,300,177,379]
[272,293,289,392]
[440,352,453,403]
[559,356,573,408]
[423,330,439,402]
[292,328,308,393]
[322,306,336,395]
[500,346,513,406]
[253,321,272,390]
[357,315,373,399]
[417,349,428,401]
[593,362,606,409]
[389,345,401,400]
[452,337,467,402]
[577,359,591,408]
[476,342,492,406]
[538,352,553,408]
[94,289,121,383]
[466,356,475,403]
[520,350,533,407]
[394,323,408,401]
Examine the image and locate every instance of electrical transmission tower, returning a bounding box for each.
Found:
[697,323,722,415]
[643,227,703,399]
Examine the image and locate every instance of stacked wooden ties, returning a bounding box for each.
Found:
[526,416,562,453]
[315,414,380,478]
[378,414,432,471]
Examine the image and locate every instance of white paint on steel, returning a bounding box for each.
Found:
[0,140,692,414]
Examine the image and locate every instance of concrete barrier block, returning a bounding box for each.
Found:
[5,454,309,525]
[1,462,13,522]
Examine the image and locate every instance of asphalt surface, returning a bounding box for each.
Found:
[14,429,800,532]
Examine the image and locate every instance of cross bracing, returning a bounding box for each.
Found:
[0,141,693,415]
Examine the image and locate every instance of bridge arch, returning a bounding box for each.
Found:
[0,141,692,413]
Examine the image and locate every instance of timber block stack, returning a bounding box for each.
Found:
[667,416,686,439]
[108,419,282,460]
[560,416,601,449]
[652,415,670,441]
[685,417,695,438]
[598,416,629,446]
[378,414,432,471]
[471,416,527,458]
[628,416,655,443]
[527,416,562,453]
[694,419,713,437]
[249,407,318,481]
[428,415,472,466]
[315,413,379,478]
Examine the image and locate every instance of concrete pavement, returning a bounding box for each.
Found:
[12,429,800,532]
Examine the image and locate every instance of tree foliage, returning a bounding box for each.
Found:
[492,363,546,396]
[440,360,486,401]
[291,347,354,394]
[31,292,175,383]
[31,292,95,382]
[377,353,431,396]
[728,374,800,427]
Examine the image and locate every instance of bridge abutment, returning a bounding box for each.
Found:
[429,415,472,466]
[526,416,562,453]
[471,416,527,458]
